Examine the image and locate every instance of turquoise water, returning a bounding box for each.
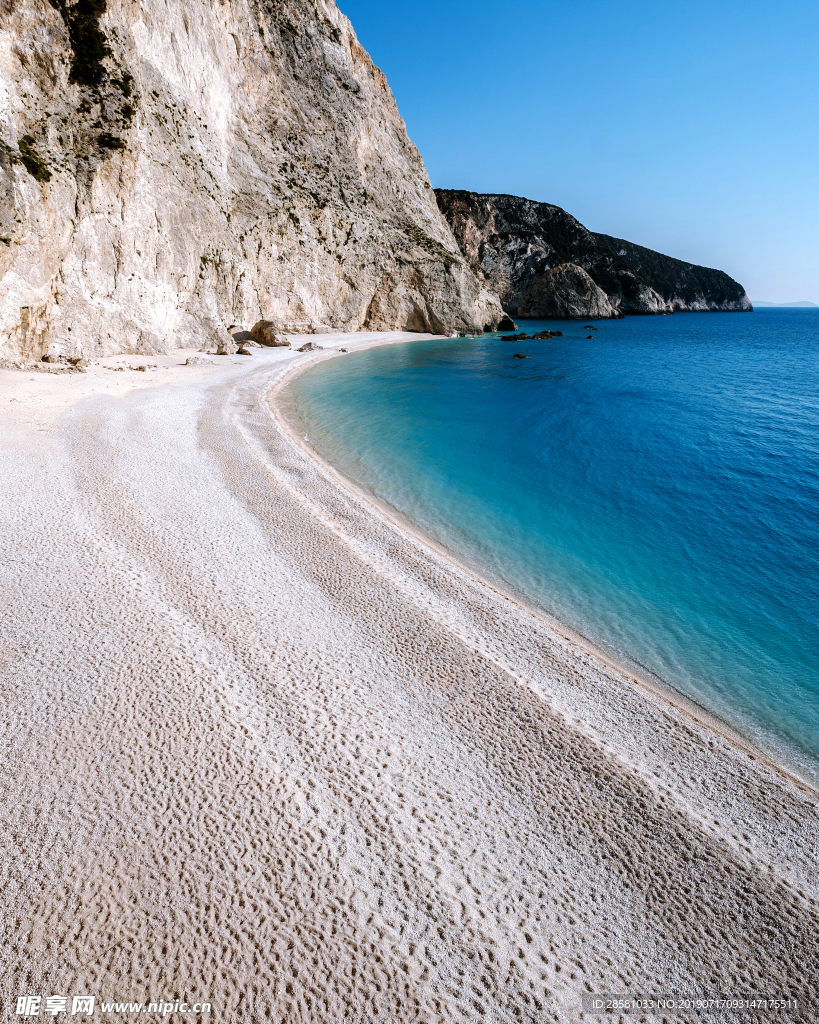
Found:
[291,310,819,782]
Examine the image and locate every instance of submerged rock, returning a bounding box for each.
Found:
[512,353,529,359]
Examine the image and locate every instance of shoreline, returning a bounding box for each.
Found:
[2,333,817,1020]
[272,334,819,797]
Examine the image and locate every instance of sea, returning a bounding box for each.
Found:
[291,309,819,784]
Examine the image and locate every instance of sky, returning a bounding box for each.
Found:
[338,0,819,303]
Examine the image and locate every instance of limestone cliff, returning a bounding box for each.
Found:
[0,0,501,359]
[436,190,752,319]
[518,264,615,320]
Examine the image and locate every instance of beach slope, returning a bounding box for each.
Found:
[0,337,817,1023]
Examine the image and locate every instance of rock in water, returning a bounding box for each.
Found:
[0,0,502,361]
[436,189,752,318]
[251,322,291,348]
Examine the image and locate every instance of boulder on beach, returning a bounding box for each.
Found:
[251,321,292,347]
[185,356,213,366]
[297,342,324,352]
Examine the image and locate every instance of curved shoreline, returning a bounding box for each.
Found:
[2,338,817,1020]
[270,335,819,797]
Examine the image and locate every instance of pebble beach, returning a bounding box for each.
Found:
[1,334,817,1023]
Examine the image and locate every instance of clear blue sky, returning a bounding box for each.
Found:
[339,0,818,303]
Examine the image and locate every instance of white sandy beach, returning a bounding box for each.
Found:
[1,334,817,1023]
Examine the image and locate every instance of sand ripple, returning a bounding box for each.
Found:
[1,345,817,1022]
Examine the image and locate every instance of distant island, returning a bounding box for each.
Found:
[752,301,819,307]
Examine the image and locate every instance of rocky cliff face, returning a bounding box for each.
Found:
[0,0,501,359]
[518,264,615,320]
[436,190,752,320]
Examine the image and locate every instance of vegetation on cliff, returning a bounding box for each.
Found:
[46,0,111,88]
[17,136,51,183]
[0,0,499,359]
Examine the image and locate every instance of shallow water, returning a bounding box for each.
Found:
[292,309,819,782]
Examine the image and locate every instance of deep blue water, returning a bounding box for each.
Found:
[291,309,819,782]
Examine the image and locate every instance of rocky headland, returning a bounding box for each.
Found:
[0,0,501,360]
[436,189,753,320]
